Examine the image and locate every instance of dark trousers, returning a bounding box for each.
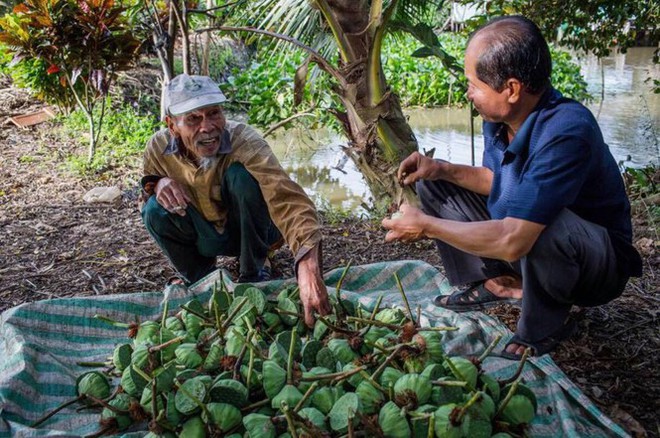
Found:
[142,163,282,284]
[418,179,628,343]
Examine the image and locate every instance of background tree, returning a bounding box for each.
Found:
[0,0,141,162]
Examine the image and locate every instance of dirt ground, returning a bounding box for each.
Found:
[0,80,658,437]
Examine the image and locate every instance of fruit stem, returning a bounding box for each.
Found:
[478,334,503,363]
[394,272,416,327]
[318,316,356,335]
[221,297,249,329]
[148,335,186,354]
[431,380,468,387]
[347,316,400,330]
[286,330,297,384]
[427,413,435,438]
[299,365,367,382]
[93,314,130,329]
[294,381,318,412]
[31,395,83,427]
[335,261,353,319]
[443,358,477,393]
[457,390,482,422]
[281,402,300,438]
[495,378,520,418]
[371,344,405,381]
[499,347,531,385]
[180,304,211,322]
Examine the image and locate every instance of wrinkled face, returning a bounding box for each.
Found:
[168,105,226,160]
[464,38,512,123]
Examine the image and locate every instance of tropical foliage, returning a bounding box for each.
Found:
[0,0,142,161]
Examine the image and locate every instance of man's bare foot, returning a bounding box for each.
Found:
[484,275,523,299]
[436,274,522,306]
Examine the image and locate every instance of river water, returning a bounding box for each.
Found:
[267,47,659,211]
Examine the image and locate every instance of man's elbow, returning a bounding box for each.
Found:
[500,237,534,262]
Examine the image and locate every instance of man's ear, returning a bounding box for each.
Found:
[506,78,522,104]
[166,115,179,136]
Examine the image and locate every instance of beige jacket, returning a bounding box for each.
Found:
[143,120,322,263]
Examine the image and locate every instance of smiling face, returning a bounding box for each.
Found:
[167,105,226,161]
[464,39,513,124]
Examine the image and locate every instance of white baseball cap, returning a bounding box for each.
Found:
[165,74,227,116]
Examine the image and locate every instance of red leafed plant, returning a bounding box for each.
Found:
[0,0,141,161]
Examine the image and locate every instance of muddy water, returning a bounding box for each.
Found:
[268,47,659,211]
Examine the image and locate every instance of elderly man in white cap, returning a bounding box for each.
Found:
[140,74,331,326]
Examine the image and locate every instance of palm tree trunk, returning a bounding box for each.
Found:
[325,0,419,205]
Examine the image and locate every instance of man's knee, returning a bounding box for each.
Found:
[223,163,263,203]
[141,196,167,229]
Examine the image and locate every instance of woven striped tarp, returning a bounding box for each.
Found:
[0,260,628,437]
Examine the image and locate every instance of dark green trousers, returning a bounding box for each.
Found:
[142,163,282,284]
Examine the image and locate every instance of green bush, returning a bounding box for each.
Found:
[59,97,160,174]
[220,32,589,130]
[383,33,467,107]
[221,49,336,129]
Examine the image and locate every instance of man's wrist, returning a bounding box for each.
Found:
[141,175,163,197]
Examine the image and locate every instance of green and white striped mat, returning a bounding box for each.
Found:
[0,260,628,437]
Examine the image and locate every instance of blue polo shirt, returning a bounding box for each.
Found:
[483,88,641,276]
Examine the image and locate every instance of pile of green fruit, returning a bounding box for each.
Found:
[32,274,538,437]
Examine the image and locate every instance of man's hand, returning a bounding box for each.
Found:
[382,204,428,243]
[398,151,445,186]
[155,177,191,216]
[296,244,331,327]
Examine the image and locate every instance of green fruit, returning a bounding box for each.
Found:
[208,285,231,315]
[328,392,361,433]
[301,339,322,369]
[181,416,207,438]
[312,386,345,415]
[130,343,152,370]
[315,347,338,371]
[112,343,133,372]
[175,376,208,415]
[363,326,392,345]
[205,402,242,432]
[262,312,282,331]
[134,321,160,345]
[175,343,203,369]
[140,385,164,412]
[355,381,385,415]
[342,363,365,388]
[478,374,500,402]
[379,367,403,388]
[243,413,276,438]
[393,374,432,407]
[153,363,176,392]
[313,317,330,340]
[434,403,469,438]
[210,379,248,407]
[375,308,405,325]
[298,407,328,431]
[203,341,224,371]
[430,379,465,405]
[499,394,535,425]
[120,365,147,397]
[262,360,287,400]
[245,287,267,315]
[465,391,495,421]
[414,332,445,363]
[271,384,303,410]
[378,401,411,438]
[466,417,492,438]
[164,316,184,332]
[327,339,358,365]
[421,363,446,381]
[410,404,436,438]
[502,382,538,412]
[100,393,132,431]
[445,357,478,389]
[76,371,110,400]
[278,298,299,326]
[275,331,302,360]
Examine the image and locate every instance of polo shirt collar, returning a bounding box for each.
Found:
[506,87,556,156]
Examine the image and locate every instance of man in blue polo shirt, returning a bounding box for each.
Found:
[382,15,642,359]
